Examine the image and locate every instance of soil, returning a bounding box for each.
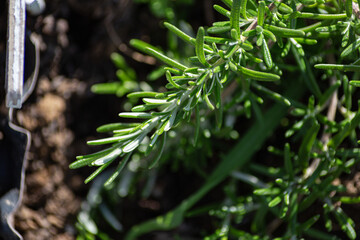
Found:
[1,0,360,239]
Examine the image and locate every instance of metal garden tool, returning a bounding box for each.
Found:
[1,1,44,239]
[5,0,44,109]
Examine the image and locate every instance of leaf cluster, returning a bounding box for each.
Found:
[73,0,360,239]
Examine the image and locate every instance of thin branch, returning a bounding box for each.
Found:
[352,1,360,19]
[304,53,338,178]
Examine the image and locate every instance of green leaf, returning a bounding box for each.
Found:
[298,120,320,168]
[240,0,248,20]
[204,92,215,110]
[224,44,239,59]
[164,109,177,131]
[70,157,97,169]
[91,82,121,95]
[284,143,294,180]
[230,28,239,40]
[263,29,277,42]
[242,29,256,37]
[130,39,187,71]
[194,104,200,146]
[292,46,322,98]
[262,38,273,68]
[196,71,210,85]
[237,65,280,81]
[256,33,264,47]
[292,38,317,45]
[281,40,291,57]
[252,82,290,106]
[289,192,298,234]
[250,95,263,123]
[213,4,231,18]
[96,123,139,133]
[304,228,340,240]
[130,39,163,54]
[113,128,137,135]
[204,36,231,44]
[244,51,263,63]
[119,112,153,119]
[165,67,183,75]
[147,66,165,81]
[329,104,360,148]
[285,119,304,138]
[123,132,147,153]
[343,76,352,110]
[244,99,251,118]
[195,27,210,67]
[315,64,360,72]
[339,196,360,204]
[147,47,188,71]
[104,153,132,186]
[297,215,320,232]
[342,27,350,48]
[163,22,213,54]
[341,38,360,58]
[84,161,112,184]
[165,71,187,90]
[298,0,316,5]
[75,147,118,161]
[148,132,167,169]
[230,0,241,36]
[116,69,134,82]
[214,78,223,129]
[315,25,339,33]
[207,25,231,34]
[127,91,158,98]
[334,207,356,239]
[275,2,293,14]
[290,38,304,56]
[143,98,172,105]
[292,12,347,20]
[258,1,265,26]
[349,80,360,87]
[92,148,122,166]
[164,22,194,45]
[290,108,306,116]
[264,24,305,38]
[87,130,141,146]
[111,52,127,70]
[254,188,280,195]
[268,196,282,207]
[345,0,353,17]
[131,104,160,112]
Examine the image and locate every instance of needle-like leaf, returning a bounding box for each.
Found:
[230,0,241,36]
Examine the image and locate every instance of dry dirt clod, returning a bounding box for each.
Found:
[37,93,66,123]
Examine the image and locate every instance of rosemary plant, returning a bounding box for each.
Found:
[73,0,360,238]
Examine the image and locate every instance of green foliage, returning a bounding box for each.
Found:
[91,53,138,97]
[73,0,360,239]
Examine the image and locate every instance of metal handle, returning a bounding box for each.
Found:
[5,0,26,109]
